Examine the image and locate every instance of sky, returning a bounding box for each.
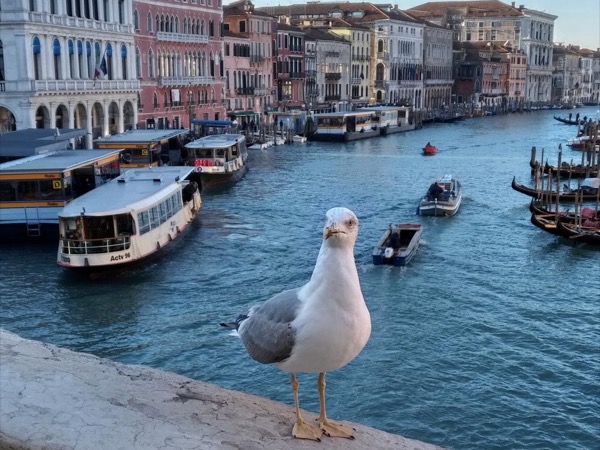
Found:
[248,0,600,50]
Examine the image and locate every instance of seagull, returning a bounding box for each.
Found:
[221,207,371,441]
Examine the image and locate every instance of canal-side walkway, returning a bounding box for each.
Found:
[0,329,444,450]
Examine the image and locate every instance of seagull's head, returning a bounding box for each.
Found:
[323,207,359,246]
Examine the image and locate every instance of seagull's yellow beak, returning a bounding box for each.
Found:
[324,226,342,239]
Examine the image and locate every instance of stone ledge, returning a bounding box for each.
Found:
[0,329,444,450]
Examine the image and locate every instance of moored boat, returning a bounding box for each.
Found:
[309,111,379,142]
[553,115,579,125]
[57,167,202,273]
[556,217,600,245]
[372,223,423,266]
[183,133,248,191]
[362,106,416,135]
[418,175,462,217]
[0,149,122,241]
[511,176,600,202]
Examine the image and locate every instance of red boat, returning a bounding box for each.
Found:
[422,142,438,155]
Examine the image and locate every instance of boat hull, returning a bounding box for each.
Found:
[310,129,380,142]
[198,164,248,191]
[418,198,461,216]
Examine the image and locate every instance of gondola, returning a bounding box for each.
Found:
[529,160,599,179]
[556,217,600,245]
[553,115,579,125]
[511,177,600,202]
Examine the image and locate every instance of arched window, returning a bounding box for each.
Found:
[147,12,153,32]
[67,40,74,79]
[86,41,92,78]
[148,50,155,77]
[106,43,113,79]
[135,48,141,78]
[133,10,139,30]
[377,40,384,53]
[53,38,61,79]
[121,44,128,79]
[0,40,4,81]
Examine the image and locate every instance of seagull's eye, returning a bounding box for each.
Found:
[347,219,356,227]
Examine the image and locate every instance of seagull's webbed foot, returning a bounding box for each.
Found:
[319,418,356,439]
[292,418,323,441]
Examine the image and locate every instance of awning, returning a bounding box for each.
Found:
[228,111,259,117]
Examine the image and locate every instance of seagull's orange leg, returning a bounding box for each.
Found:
[291,373,322,441]
[317,372,355,439]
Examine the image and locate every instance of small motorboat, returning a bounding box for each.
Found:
[418,174,462,216]
[422,142,438,155]
[372,223,423,266]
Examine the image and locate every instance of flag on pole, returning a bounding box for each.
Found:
[94,55,107,80]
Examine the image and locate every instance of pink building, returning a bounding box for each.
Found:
[133,0,225,130]
[223,0,274,127]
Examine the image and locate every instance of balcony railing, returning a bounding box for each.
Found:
[19,79,140,93]
[325,72,342,81]
[236,87,255,95]
[352,77,363,85]
[156,31,208,44]
[290,72,305,79]
[305,69,317,78]
[158,76,214,87]
[30,11,133,34]
[325,95,341,101]
[374,80,386,89]
[325,51,341,58]
[254,87,268,96]
[250,55,264,62]
[377,52,389,59]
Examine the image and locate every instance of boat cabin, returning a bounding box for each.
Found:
[191,119,239,138]
[184,134,247,174]
[0,149,121,239]
[94,129,190,169]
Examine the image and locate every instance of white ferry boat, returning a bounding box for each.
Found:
[310,111,380,142]
[362,106,416,135]
[183,133,248,190]
[57,167,202,273]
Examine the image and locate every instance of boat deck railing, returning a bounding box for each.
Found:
[61,236,131,255]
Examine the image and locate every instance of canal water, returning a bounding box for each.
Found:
[1,107,599,450]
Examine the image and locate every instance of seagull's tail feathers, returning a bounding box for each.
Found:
[219,314,249,330]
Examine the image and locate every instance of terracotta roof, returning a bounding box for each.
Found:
[407,1,523,18]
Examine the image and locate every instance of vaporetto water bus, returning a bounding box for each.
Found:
[57,166,202,273]
[0,149,121,241]
[362,106,416,135]
[94,129,190,170]
[309,111,380,141]
[183,133,248,191]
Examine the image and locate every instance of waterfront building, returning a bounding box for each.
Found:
[422,23,454,110]
[304,35,319,112]
[407,1,556,106]
[578,48,594,105]
[222,30,255,126]
[274,23,306,112]
[506,47,527,110]
[133,0,225,131]
[592,50,600,105]
[552,45,582,106]
[223,0,274,127]
[303,28,351,113]
[326,21,372,109]
[0,0,139,146]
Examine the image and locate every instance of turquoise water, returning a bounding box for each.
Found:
[1,107,599,449]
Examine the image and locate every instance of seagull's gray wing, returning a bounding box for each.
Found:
[238,288,302,364]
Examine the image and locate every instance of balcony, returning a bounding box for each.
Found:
[325,51,341,58]
[156,31,208,44]
[352,77,363,85]
[250,55,264,63]
[374,80,386,89]
[236,87,255,95]
[254,87,268,96]
[305,70,317,78]
[290,72,305,79]
[325,73,342,81]
[30,11,133,34]
[377,52,389,59]
[12,79,141,93]
[325,95,341,101]
[158,76,214,87]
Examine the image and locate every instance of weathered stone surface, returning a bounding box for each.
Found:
[0,329,444,450]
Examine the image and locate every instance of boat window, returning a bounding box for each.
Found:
[149,206,160,229]
[231,145,239,156]
[16,180,40,201]
[216,148,226,158]
[39,179,63,201]
[116,214,135,235]
[0,181,17,201]
[138,210,150,234]
[97,161,120,182]
[195,148,213,159]
[159,201,168,224]
[82,216,115,239]
[317,117,344,127]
